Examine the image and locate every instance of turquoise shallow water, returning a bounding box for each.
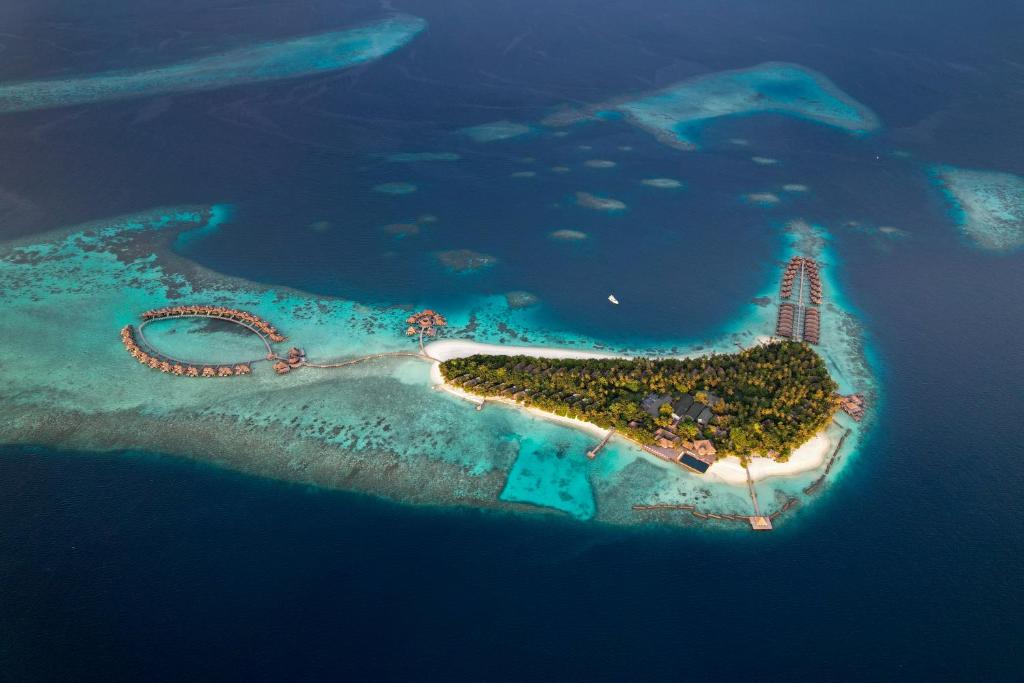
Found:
[0,14,426,114]
[0,1,1022,677]
[0,202,872,524]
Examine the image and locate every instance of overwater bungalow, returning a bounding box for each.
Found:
[234,364,251,375]
[172,364,185,375]
[186,366,200,377]
[201,367,217,378]
[217,366,234,377]
[273,361,291,375]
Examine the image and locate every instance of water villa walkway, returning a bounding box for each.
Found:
[586,428,616,459]
[121,304,434,378]
[776,256,822,343]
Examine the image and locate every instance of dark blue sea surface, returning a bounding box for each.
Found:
[0,0,1022,679]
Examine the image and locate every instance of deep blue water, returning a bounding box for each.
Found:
[1,0,1022,679]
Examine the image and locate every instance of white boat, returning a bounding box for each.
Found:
[607,294,619,304]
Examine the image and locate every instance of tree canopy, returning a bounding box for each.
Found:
[440,341,838,460]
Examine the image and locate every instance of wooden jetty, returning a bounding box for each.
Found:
[587,428,616,459]
[746,467,773,530]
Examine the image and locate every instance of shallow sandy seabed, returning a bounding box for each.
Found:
[745,192,781,206]
[542,62,880,150]
[457,120,533,143]
[641,178,684,189]
[575,191,627,212]
[929,165,1024,252]
[0,14,427,114]
[0,209,875,528]
[549,229,588,241]
[373,182,418,195]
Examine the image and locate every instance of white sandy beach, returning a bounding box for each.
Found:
[705,432,832,485]
[424,338,833,485]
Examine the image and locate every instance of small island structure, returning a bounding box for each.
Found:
[440,341,839,467]
[405,309,447,351]
[121,304,445,378]
[776,256,822,343]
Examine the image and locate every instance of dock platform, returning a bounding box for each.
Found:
[587,428,616,459]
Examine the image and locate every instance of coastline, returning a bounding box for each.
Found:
[0,207,874,525]
[425,338,835,486]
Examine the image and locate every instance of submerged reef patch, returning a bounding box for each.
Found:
[0,14,427,114]
[929,165,1024,251]
[458,120,533,143]
[381,222,420,237]
[436,249,497,273]
[549,229,588,241]
[505,291,540,309]
[374,182,418,195]
[744,192,781,206]
[641,178,684,189]
[575,191,626,212]
[783,184,809,193]
[385,152,460,163]
[544,62,879,150]
[583,159,617,169]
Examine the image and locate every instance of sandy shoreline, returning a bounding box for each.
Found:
[424,338,833,485]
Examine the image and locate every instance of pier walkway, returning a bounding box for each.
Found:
[746,467,773,530]
[586,428,616,459]
[137,315,274,366]
[776,256,822,344]
[123,304,438,379]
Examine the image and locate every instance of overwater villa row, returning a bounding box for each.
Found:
[776,256,823,343]
[120,325,253,377]
[141,305,286,343]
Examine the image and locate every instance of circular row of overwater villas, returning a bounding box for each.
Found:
[141,305,285,343]
[120,325,252,377]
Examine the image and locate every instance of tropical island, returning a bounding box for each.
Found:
[440,341,839,471]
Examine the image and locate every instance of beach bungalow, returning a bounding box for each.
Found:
[653,428,680,449]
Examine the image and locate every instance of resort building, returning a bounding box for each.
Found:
[676,439,718,474]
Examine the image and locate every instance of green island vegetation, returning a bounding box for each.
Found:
[440,341,838,461]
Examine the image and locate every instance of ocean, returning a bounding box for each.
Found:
[0,0,1022,679]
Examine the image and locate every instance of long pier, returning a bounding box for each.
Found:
[746,467,773,530]
[304,352,431,369]
[586,428,616,459]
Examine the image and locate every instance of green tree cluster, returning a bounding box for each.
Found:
[440,341,838,459]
